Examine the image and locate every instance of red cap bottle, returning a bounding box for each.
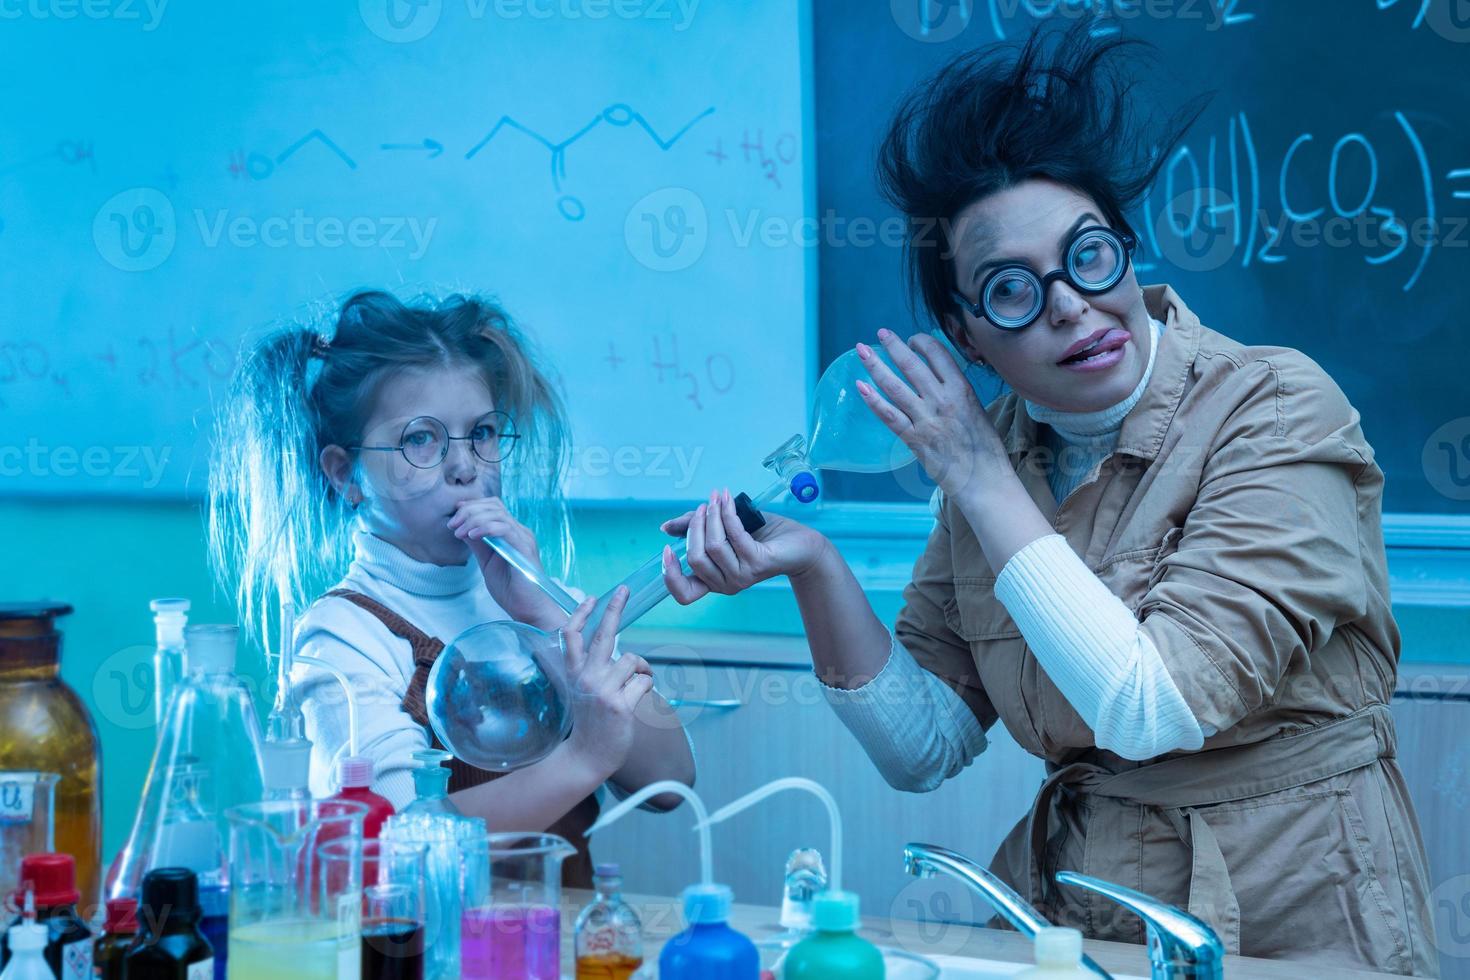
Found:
[14,853,80,908]
[0,852,93,977]
[331,756,395,840]
[94,897,139,980]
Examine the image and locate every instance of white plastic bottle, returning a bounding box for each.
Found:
[1017,928,1093,978]
[1,910,54,980]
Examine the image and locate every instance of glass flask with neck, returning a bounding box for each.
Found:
[105,624,266,980]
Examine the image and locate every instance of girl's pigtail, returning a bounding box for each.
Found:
[207,325,349,644]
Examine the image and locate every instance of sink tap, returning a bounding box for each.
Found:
[779,847,828,932]
[1056,871,1224,980]
[903,843,1112,979]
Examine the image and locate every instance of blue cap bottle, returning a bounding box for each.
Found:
[659,883,760,980]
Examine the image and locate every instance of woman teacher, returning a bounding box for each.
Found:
[659,25,1437,977]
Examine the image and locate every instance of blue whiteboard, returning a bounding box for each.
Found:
[0,0,813,502]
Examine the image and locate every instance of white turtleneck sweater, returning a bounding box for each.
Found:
[824,318,1205,785]
[291,521,648,809]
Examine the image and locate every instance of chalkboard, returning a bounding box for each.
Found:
[815,0,1470,514]
[0,0,811,502]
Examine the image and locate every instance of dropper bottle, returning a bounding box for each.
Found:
[697,777,884,979]
[0,891,50,980]
[586,781,759,980]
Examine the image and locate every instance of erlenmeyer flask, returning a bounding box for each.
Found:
[105,625,266,979]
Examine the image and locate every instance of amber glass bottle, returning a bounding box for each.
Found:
[0,603,102,908]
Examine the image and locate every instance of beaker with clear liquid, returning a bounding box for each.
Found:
[0,773,57,905]
[224,798,367,980]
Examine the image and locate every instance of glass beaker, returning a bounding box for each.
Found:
[0,772,58,901]
[320,838,428,980]
[224,798,367,980]
[382,811,486,980]
[460,833,575,980]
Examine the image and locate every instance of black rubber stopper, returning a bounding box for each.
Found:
[734,492,767,534]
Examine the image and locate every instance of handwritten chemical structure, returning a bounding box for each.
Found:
[602,333,735,412]
[228,104,715,220]
[1136,109,1468,292]
[901,0,1255,42]
[1371,0,1470,41]
[0,331,235,410]
[705,128,798,191]
[0,139,98,238]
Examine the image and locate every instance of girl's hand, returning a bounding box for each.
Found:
[449,497,566,631]
[561,587,655,779]
[658,488,830,604]
[855,329,1011,506]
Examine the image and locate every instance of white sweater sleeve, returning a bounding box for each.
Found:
[820,633,988,792]
[293,602,428,810]
[993,534,1208,760]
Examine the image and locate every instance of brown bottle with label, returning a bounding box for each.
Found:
[0,602,102,908]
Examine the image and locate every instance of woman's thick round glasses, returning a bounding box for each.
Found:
[350,411,520,469]
[952,226,1137,331]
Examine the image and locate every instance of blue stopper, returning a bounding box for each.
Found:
[791,472,820,503]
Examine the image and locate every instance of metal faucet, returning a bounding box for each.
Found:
[902,843,1113,979]
[1056,872,1224,980]
[779,847,828,932]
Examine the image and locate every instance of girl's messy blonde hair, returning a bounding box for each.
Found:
[208,289,572,642]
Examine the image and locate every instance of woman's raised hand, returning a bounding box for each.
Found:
[854,329,1010,505]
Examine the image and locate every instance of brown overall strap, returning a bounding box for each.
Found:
[326,589,445,728]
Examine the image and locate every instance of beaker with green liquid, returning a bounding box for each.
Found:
[224,799,367,980]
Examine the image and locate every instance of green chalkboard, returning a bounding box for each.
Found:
[815,0,1470,514]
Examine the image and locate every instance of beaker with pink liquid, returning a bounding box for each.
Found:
[459,832,575,980]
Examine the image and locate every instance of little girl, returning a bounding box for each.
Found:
[208,290,694,884]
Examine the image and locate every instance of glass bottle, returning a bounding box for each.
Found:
[149,599,190,731]
[93,897,138,980]
[0,772,59,903]
[574,863,644,980]
[0,603,101,908]
[122,868,213,980]
[400,751,461,818]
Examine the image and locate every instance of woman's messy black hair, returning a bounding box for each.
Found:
[877,19,1211,345]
